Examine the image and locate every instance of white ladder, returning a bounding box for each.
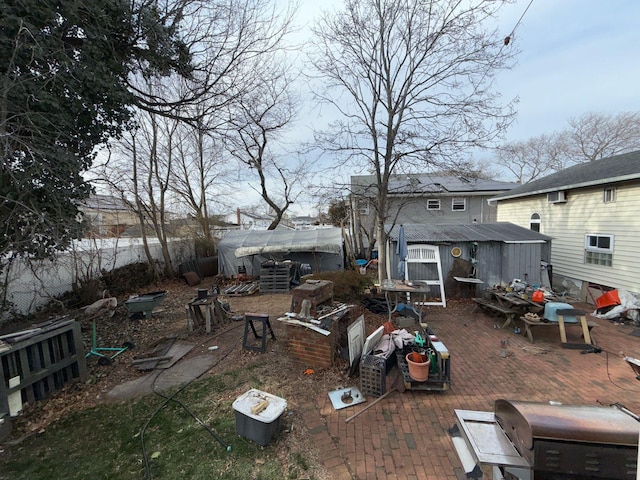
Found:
[404,244,446,307]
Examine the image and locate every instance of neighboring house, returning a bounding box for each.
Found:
[291,215,318,229]
[291,215,334,230]
[490,150,640,298]
[80,194,138,237]
[352,173,518,226]
[350,174,518,251]
[226,209,294,230]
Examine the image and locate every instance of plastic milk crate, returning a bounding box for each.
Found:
[360,354,387,397]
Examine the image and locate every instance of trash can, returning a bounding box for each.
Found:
[232,389,287,446]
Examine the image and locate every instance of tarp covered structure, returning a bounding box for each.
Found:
[217,228,344,276]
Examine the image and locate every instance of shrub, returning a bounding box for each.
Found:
[306,269,374,302]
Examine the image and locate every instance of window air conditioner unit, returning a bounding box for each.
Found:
[547,191,567,203]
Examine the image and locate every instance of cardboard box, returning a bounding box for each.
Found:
[232,389,287,446]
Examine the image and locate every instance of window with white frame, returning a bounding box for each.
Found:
[584,233,613,266]
[356,198,369,215]
[451,198,466,211]
[603,187,616,203]
[426,199,440,210]
[530,213,541,232]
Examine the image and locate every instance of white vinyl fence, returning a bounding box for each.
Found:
[4,237,193,316]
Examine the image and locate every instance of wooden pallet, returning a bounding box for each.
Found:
[260,264,292,293]
[224,282,259,296]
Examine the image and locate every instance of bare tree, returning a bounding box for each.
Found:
[129,109,178,278]
[565,111,640,163]
[227,63,306,230]
[128,0,299,127]
[170,117,234,249]
[495,133,567,183]
[311,0,516,280]
[91,0,301,269]
[495,111,640,184]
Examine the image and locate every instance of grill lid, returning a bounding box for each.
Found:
[495,399,639,454]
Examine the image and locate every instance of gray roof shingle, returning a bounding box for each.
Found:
[492,150,640,201]
[352,174,518,196]
[387,222,552,243]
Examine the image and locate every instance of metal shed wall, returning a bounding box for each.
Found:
[391,240,549,292]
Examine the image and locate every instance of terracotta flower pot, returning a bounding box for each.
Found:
[406,352,430,382]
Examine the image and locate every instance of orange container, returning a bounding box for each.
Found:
[532,290,544,303]
[596,290,620,309]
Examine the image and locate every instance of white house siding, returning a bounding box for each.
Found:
[496,183,640,294]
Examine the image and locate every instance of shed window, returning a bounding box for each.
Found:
[452,198,466,211]
[530,213,541,232]
[584,234,613,267]
[427,199,440,210]
[603,187,616,203]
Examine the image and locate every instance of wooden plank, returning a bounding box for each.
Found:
[521,315,598,344]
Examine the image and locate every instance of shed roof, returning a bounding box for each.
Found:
[386,222,552,243]
[492,150,640,201]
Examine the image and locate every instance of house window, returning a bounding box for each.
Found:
[427,199,440,210]
[584,234,613,267]
[530,213,541,232]
[356,199,369,215]
[603,187,616,203]
[547,191,566,203]
[451,198,466,211]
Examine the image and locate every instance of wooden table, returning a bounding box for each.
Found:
[473,290,544,329]
[520,309,596,345]
[491,291,543,315]
[472,297,518,328]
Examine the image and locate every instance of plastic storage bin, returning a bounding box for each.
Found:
[544,302,577,323]
[232,389,287,446]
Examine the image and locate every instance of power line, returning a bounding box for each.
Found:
[504,0,535,46]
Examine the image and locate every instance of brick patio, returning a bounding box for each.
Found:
[299,298,640,479]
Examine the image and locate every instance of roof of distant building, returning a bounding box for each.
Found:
[352,174,518,196]
[81,194,131,211]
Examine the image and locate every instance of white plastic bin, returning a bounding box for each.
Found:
[232,389,287,446]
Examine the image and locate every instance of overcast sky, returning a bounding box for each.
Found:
[246,0,640,215]
[494,0,640,142]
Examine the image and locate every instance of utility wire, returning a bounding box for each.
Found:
[504,0,534,45]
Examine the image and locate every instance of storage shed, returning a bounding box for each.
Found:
[217,228,344,277]
[386,223,552,297]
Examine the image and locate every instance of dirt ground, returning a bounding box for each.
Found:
[1,276,389,478]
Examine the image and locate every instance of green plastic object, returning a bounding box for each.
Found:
[428,349,438,373]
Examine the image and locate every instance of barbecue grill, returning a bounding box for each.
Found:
[451,399,638,479]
